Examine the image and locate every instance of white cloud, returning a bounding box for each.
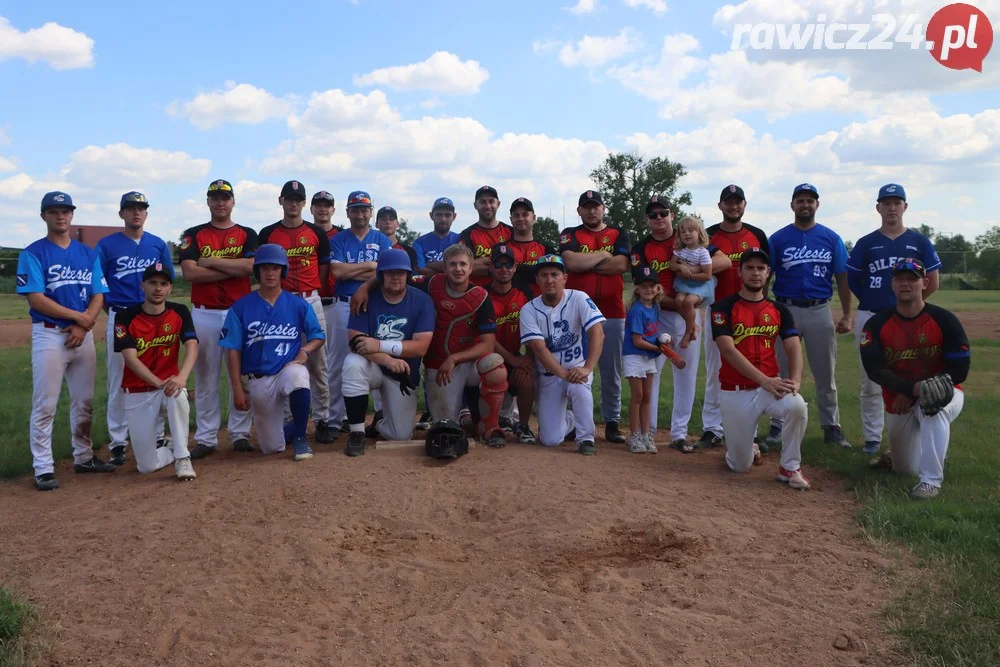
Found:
[0,173,33,198]
[63,143,212,189]
[623,0,667,14]
[286,89,400,135]
[353,52,490,94]
[167,82,295,130]
[566,0,599,14]
[558,29,642,67]
[0,156,16,173]
[420,97,443,110]
[0,17,94,69]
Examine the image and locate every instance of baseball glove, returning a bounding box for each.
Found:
[348,334,368,353]
[382,367,416,396]
[918,373,954,416]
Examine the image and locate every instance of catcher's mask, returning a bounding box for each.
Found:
[425,419,469,459]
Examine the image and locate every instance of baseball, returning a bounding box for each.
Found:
[657,333,672,345]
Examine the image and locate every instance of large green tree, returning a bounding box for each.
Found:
[588,152,692,243]
[975,226,1000,251]
[396,218,419,246]
[534,216,560,250]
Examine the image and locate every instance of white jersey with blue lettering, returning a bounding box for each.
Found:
[519,289,606,373]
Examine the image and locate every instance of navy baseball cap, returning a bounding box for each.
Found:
[120,191,149,209]
[312,190,335,204]
[491,243,516,265]
[578,190,603,206]
[207,179,234,197]
[432,197,455,211]
[792,183,819,199]
[376,205,398,220]
[878,183,906,202]
[280,180,306,200]
[892,257,925,278]
[347,190,373,209]
[475,185,499,200]
[740,248,770,265]
[510,197,534,213]
[720,184,746,202]
[376,248,413,273]
[645,195,670,214]
[40,191,76,212]
[142,262,173,283]
[632,265,659,285]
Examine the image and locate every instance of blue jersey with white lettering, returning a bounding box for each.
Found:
[218,291,325,377]
[412,231,461,269]
[768,223,848,300]
[330,228,392,297]
[347,286,435,384]
[97,231,174,310]
[846,229,941,312]
[16,238,109,327]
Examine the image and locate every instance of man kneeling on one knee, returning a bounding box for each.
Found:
[710,249,811,490]
[342,249,435,457]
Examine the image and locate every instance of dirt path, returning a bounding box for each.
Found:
[0,439,904,666]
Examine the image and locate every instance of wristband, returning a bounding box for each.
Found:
[379,340,403,357]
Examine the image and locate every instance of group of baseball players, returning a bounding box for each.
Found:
[16,179,971,500]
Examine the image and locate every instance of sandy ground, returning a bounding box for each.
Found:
[0,432,906,666]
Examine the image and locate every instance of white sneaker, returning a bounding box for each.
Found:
[644,433,657,454]
[911,482,940,499]
[776,466,810,490]
[175,457,196,481]
[628,433,646,453]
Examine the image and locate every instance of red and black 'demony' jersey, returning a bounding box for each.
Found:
[114,302,198,391]
[860,304,971,413]
[259,221,331,294]
[631,232,724,299]
[318,226,343,299]
[705,222,769,301]
[487,284,533,356]
[179,223,259,308]
[459,222,513,286]
[509,238,555,295]
[560,224,631,318]
[710,294,798,388]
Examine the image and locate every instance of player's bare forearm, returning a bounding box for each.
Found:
[717,337,769,385]
[121,349,164,388]
[226,349,243,389]
[494,342,520,366]
[177,340,199,383]
[783,336,804,386]
[331,262,377,280]
[526,340,565,377]
[593,255,628,275]
[450,336,495,366]
[26,292,91,324]
[405,332,433,358]
[423,261,445,274]
[562,250,611,272]
[181,260,230,283]
[584,325,604,370]
[835,273,852,317]
[711,253,733,275]
[631,333,659,354]
[471,258,492,276]
[202,257,253,277]
[302,338,324,356]
[924,271,940,299]
[318,264,330,289]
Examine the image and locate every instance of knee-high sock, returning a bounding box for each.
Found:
[289,388,311,439]
[344,394,369,429]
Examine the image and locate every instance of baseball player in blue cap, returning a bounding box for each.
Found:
[96,191,175,466]
[17,192,113,490]
[847,184,942,455]
[412,197,462,276]
[341,249,435,454]
[219,244,326,460]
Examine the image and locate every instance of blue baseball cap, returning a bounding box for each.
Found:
[432,197,455,211]
[792,183,819,199]
[347,190,373,209]
[377,248,413,273]
[877,183,906,202]
[40,191,76,212]
[119,191,149,209]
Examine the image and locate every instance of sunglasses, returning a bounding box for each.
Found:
[647,211,670,219]
[893,259,924,274]
[207,182,233,193]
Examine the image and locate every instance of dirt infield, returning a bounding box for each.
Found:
[0,439,905,666]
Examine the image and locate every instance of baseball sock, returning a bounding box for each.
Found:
[289,388,311,439]
[344,395,368,432]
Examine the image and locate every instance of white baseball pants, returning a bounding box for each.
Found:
[191,307,251,447]
[248,364,310,454]
[536,371,595,447]
[701,318,723,436]
[885,389,963,488]
[647,308,706,440]
[125,388,192,473]
[106,307,165,451]
[29,324,98,475]
[720,388,808,473]
[426,362,479,422]
[303,294,330,422]
[342,352,419,440]
[326,299,350,425]
[855,310,885,443]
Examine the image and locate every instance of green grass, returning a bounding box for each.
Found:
[0,587,37,666]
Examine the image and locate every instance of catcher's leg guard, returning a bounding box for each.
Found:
[477,353,508,436]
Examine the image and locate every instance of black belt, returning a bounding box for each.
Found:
[321,297,334,306]
[337,295,351,302]
[775,297,830,308]
[246,372,268,380]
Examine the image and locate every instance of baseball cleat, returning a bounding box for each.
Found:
[869,450,893,471]
[498,416,515,434]
[862,440,881,456]
[628,433,646,454]
[776,467,811,490]
[564,428,576,442]
[762,424,781,452]
[340,419,351,433]
[315,420,335,444]
[910,482,940,499]
[175,457,197,481]
[232,438,253,453]
[34,473,58,491]
[365,411,384,439]
[345,431,366,457]
[752,442,762,466]
[415,412,432,431]
[578,440,597,456]
[644,433,657,454]
[292,437,314,461]
[514,423,537,444]
[486,429,507,448]
[604,421,626,444]
[74,456,116,474]
[823,425,851,449]
[698,431,723,449]
[189,444,216,460]
[109,446,127,467]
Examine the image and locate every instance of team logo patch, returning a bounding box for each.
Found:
[560,234,570,244]
[917,333,927,344]
[227,236,237,245]
[16,274,27,287]
[529,251,537,258]
[601,236,609,244]
[441,300,456,310]
[740,241,749,250]
[162,323,172,333]
[712,311,725,326]
[762,313,771,323]
[860,330,872,347]
[114,325,126,339]
[630,253,640,266]
[180,236,191,251]
[299,236,308,245]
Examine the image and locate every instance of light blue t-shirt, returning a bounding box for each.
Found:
[622,301,659,358]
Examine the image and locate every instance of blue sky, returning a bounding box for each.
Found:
[1,0,997,248]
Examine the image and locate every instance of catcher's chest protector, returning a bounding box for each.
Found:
[427,274,489,361]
